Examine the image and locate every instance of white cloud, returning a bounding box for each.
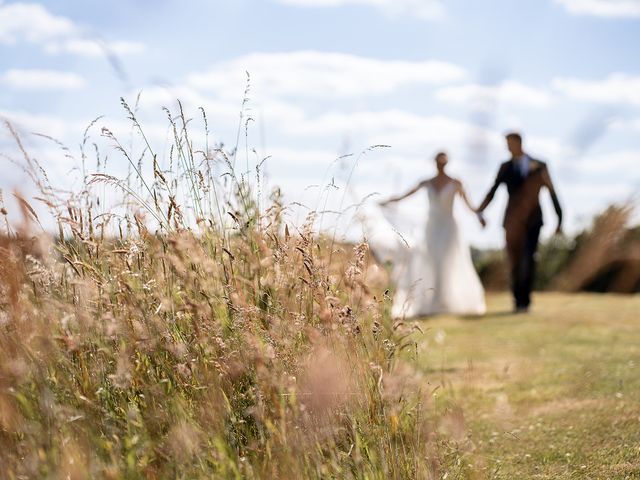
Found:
[261,146,342,180]
[134,84,501,162]
[555,0,640,17]
[44,39,146,57]
[610,117,640,132]
[525,135,577,164]
[0,108,172,144]
[553,74,640,106]
[137,85,240,116]
[435,81,553,109]
[580,150,640,175]
[276,0,445,19]
[280,109,502,151]
[0,1,145,56]
[1,69,85,90]
[0,108,75,139]
[0,2,77,44]
[187,51,466,99]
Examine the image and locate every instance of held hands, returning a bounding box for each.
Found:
[555,224,563,236]
[475,210,487,228]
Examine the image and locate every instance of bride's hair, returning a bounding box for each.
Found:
[434,151,448,162]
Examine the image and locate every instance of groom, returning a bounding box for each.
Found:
[477,132,563,313]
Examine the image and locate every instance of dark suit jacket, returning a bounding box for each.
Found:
[479,157,562,235]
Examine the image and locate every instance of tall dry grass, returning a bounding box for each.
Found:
[0,98,444,479]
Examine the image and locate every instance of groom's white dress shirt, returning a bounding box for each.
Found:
[516,154,530,177]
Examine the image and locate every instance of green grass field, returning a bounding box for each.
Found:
[418,293,640,479]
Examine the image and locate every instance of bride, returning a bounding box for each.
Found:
[372,151,486,318]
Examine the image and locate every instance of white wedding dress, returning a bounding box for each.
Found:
[361,181,486,318]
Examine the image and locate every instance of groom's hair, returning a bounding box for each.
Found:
[505,132,522,144]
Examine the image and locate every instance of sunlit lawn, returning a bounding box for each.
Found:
[418,292,640,479]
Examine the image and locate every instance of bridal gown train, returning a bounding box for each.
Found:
[362,182,486,317]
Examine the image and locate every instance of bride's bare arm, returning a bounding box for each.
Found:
[381,180,428,204]
[455,180,477,212]
[456,180,486,227]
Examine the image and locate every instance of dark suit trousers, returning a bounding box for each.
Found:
[505,223,541,309]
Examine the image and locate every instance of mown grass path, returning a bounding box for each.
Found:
[418,293,640,479]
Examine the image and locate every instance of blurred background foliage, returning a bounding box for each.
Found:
[473,203,640,294]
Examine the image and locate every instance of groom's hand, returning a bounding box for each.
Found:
[477,212,487,228]
[555,224,563,236]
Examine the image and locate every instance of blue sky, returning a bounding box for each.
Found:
[1,0,639,246]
